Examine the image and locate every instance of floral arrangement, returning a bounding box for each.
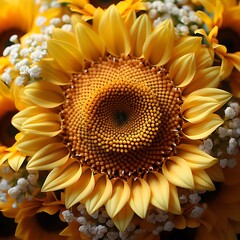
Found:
[0,0,239,239]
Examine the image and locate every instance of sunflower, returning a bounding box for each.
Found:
[13,192,68,240]
[0,0,39,55]
[195,0,240,80]
[0,81,26,171]
[58,0,145,21]
[13,5,231,231]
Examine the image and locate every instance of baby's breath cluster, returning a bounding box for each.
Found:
[145,0,202,36]
[62,204,177,239]
[1,1,72,86]
[0,165,39,208]
[199,100,240,169]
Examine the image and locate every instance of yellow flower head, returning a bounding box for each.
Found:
[196,0,240,80]
[58,0,145,20]
[0,0,39,55]
[13,5,231,231]
[13,192,67,240]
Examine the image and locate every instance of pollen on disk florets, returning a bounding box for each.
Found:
[60,55,183,179]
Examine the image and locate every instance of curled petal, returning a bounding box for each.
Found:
[38,58,70,85]
[47,39,83,72]
[193,169,215,191]
[42,158,82,191]
[130,14,152,57]
[112,203,134,231]
[85,174,113,214]
[145,172,169,211]
[169,53,196,87]
[183,114,223,140]
[75,22,105,61]
[16,134,58,156]
[24,81,65,108]
[182,96,219,123]
[163,156,194,189]
[65,167,95,208]
[177,144,217,169]
[105,179,130,218]
[27,143,69,170]
[182,88,231,123]
[143,19,174,66]
[128,177,150,218]
[12,106,48,130]
[186,88,232,105]
[21,112,62,137]
[98,5,131,56]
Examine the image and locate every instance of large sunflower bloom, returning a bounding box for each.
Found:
[195,0,240,81]
[0,81,26,171]
[58,0,145,21]
[13,5,231,231]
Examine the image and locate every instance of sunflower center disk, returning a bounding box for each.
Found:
[61,56,183,179]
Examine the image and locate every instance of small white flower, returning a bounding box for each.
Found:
[163,221,174,231]
[62,210,75,222]
[189,193,201,205]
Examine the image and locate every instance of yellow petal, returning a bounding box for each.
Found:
[85,174,112,214]
[21,112,61,137]
[169,36,201,62]
[75,22,105,62]
[124,9,136,31]
[189,88,232,104]
[145,172,169,211]
[98,5,131,56]
[169,53,196,87]
[112,203,134,231]
[205,164,224,182]
[162,156,194,189]
[16,134,58,156]
[37,58,70,85]
[26,142,69,170]
[42,158,82,191]
[65,167,95,208]
[130,14,152,57]
[47,39,83,73]
[128,177,150,218]
[24,81,65,108]
[52,28,77,46]
[182,88,231,123]
[183,66,221,95]
[172,215,186,229]
[195,47,214,69]
[105,179,130,218]
[177,144,217,169]
[193,169,215,191]
[183,114,223,140]
[143,19,174,66]
[168,183,181,214]
[182,96,218,123]
[8,152,25,172]
[12,106,47,130]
